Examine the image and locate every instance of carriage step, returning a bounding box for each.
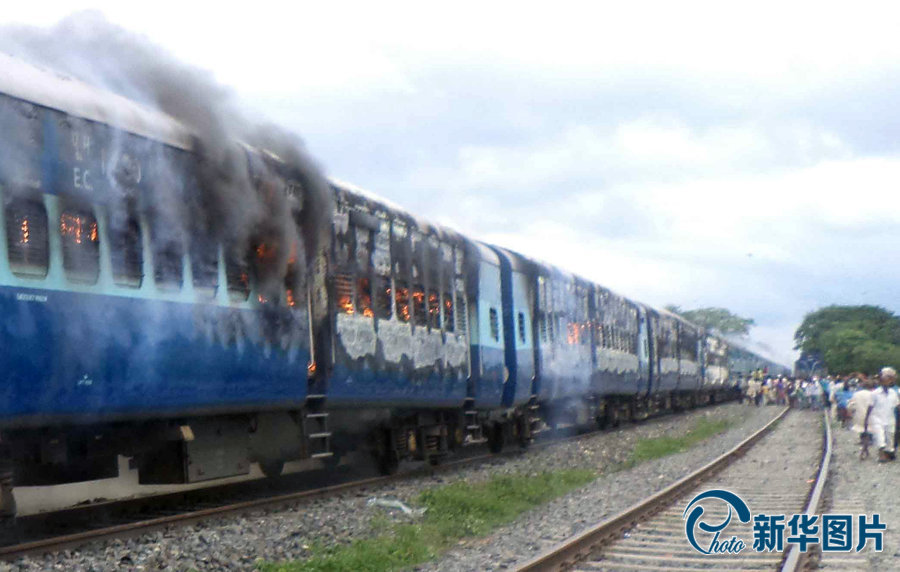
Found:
[311,452,334,459]
[308,432,332,439]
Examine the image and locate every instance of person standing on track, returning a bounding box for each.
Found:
[864,367,900,462]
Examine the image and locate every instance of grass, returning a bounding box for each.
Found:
[628,417,735,464]
[260,414,737,571]
[257,469,596,572]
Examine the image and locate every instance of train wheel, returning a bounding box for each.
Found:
[259,459,285,478]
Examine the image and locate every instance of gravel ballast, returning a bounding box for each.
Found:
[2,402,781,571]
[825,413,900,570]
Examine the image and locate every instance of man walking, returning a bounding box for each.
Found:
[865,367,900,462]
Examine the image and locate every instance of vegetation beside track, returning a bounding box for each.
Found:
[260,411,740,572]
[257,469,595,572]
[626,417,735,465]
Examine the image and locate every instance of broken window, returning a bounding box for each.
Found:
[225,247,250,301]
[59,208,100,284]
[428,290,440,329]
[5,198,48,278]
[190,241,218,295]
[109,215,143,288]
[412,285,426,326]
[358,277,373,317]
[375,275,392,319]
[443,292,454,332]
[395,281,410,322]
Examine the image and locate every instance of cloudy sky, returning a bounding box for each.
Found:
[5,1,900,365]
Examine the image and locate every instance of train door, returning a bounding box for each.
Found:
[492,247,535,408]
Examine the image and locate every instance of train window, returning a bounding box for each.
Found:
[59,209,100,284]
[443,292,454,332]
[109,216,143,288]
[375,275,392,319]
[428,290,440,329]
[455,292,467,334]
[412,285,427,326]
[190,242,218,295]
[225,248,250,301]
[395,280,410,322]
[5,199,48,278]
[539,316,547,342]
[334,271,354,314]
[489,308,500,342]
[518,312,526,344]
[358,277,374,317]
[154,241,183,289]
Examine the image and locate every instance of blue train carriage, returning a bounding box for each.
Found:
[702,333,736,402]
[592,286,647,424]
[324,180,472,471]
[526,262,594,428]
[0,53,328,511]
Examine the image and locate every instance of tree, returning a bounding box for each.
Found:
[793,305,900,375]
[666,306,755,336]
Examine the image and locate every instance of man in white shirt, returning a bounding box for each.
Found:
[848,376,875,458]
[865,367,900,462]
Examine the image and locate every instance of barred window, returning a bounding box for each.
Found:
[5,199,48,278]
[489,307,500,342]
[110,216,143,288]
[334,271,353,314]
[518,312,526,344]
[59,209,100,284]
[455,292,467,334]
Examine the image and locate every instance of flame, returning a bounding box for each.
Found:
[20,218,29,244]
[60,213,97,246]
[256,242,275,261]
[363,308,374,318]
[90,222,98,242]
[339,295,354,314]
[286,289,296,307]
[258,294,268,304]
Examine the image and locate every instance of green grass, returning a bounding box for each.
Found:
[257,469,596,572]
[629,417,735,464]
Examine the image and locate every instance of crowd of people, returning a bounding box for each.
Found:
[741,367,900,462]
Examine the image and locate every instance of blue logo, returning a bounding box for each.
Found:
[683,489,885,555]
[683,489,750,554]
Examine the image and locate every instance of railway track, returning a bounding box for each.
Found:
[517,407,831,572]
[0,401,741,561]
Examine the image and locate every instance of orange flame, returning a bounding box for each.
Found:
[20,219,29,244]
[286,289,296,307]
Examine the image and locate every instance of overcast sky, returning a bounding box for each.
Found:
[5,1,900,365]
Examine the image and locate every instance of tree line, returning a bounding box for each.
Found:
[794,305,900,375]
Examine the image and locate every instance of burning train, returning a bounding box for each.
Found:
[0,51,784,515]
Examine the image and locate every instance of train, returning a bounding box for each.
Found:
[0,52,786,516]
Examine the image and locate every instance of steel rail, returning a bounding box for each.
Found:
[780,408,832,572]
[515,406,791,572]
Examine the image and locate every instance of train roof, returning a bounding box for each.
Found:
[0,51,193,150]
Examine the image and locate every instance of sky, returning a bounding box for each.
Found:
[4,1,900,366]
